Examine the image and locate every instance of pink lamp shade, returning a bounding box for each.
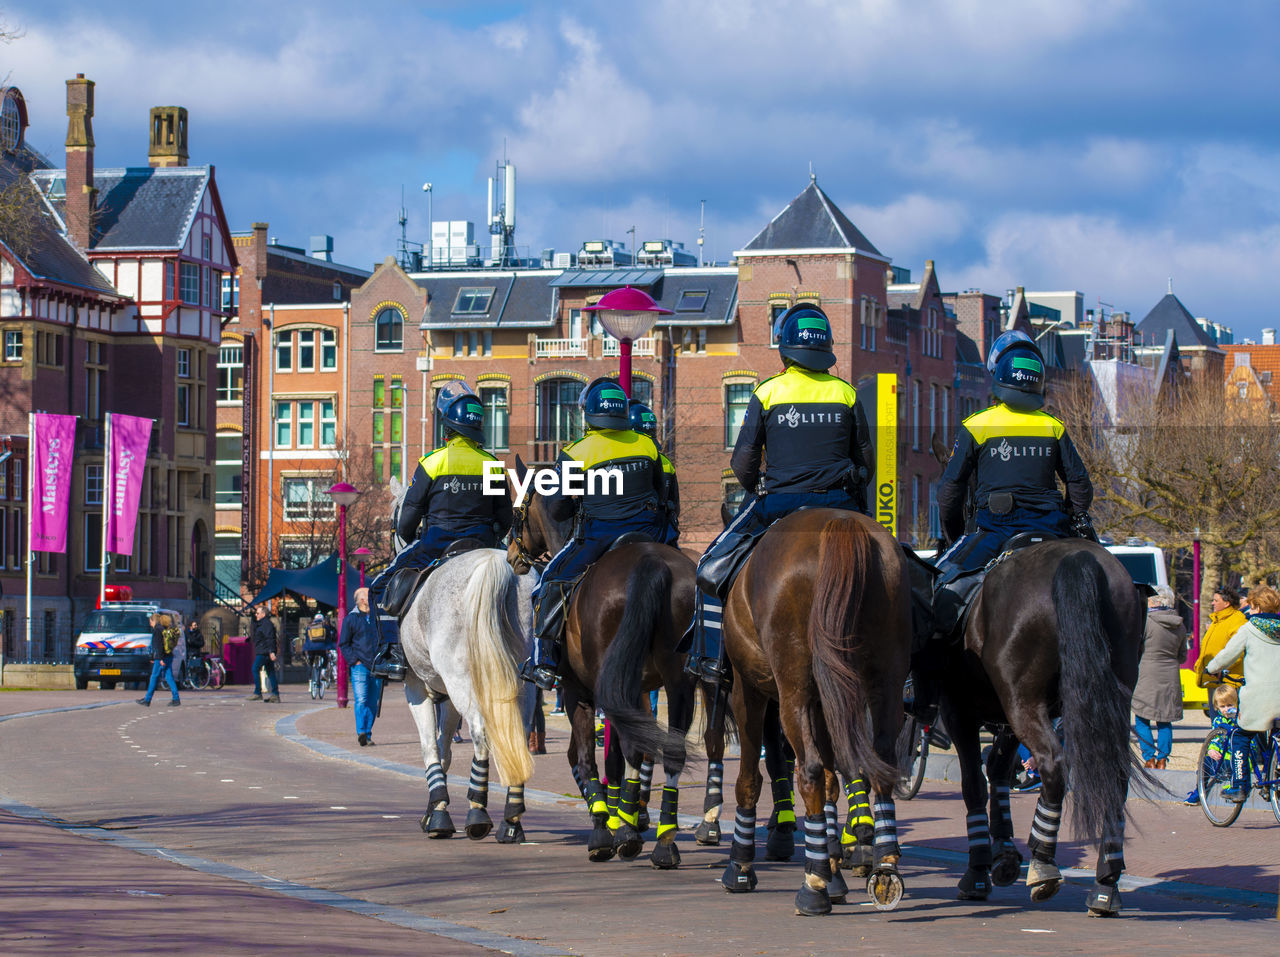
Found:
[328,482,361,507]
[583,286,673,341]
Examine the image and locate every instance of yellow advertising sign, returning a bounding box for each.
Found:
[875,372,897,537]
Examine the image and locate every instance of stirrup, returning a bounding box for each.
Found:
[684,655,727,684]
[519,658,559,692]
[371,644,406,681]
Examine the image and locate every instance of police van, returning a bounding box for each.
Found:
[73,601,185,690]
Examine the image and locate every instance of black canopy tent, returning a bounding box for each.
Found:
[247,552,360,610]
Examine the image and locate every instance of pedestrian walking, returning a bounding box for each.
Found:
[339,588,382,746]
[1131,585,1187,769]
[249,604,280,702]
[137,613,181,707]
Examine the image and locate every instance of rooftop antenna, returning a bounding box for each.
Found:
[697,199,705,267]
[396,185,412,270]
[1168,276,1173,294]
[809,161,815,183]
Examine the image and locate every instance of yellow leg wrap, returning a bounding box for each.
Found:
[656,823,677,839]
[618,809,639,827]
[590,800,608,815]
[776,809,796,825]
[606,814,622,830]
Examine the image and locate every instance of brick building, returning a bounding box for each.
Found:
[0,77,233,656]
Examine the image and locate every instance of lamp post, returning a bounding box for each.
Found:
[422,182,433,268]
[583,286,672,397]
[353,546,372,587]
[329,481,361,708]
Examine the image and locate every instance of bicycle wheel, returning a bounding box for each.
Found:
[214,661,227,689]
[317,671,326,699]
[309,663,321,700]
[192,659,211,691]
[1198,731,1243,827]
[1267,739,1280,825]
[895,717,929,800]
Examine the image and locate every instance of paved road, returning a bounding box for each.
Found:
[0,687,1275,956]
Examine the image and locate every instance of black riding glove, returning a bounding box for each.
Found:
[1071,512,1099,543]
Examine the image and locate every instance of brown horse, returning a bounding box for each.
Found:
[719,508,912,916]
[507,457,698,868]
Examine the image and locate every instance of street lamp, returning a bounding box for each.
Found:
[583,286,672,397]
[353,546,372,587]
[422,182,433,268]
[329,481,361,708]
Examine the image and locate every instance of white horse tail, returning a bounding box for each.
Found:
[465,551,535,786]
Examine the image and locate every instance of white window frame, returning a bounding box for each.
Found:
[176,383,191,427]
[275,401,292,448]
[281,476,330,523]
[85,464,104,506]
[3,330,21,361]
[297,400,315,448]
[180,262,200,305]
[320,400,337,448]
[297,330,316,372]
[217,345,244,403]
[321,329,337,369]
[177,348,191,378]
[275,331,292,372]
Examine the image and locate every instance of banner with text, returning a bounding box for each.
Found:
[31,412,77,553]
[107,413,153,554]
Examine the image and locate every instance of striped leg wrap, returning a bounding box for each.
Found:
[703,760,725,813]
[467,757,490,807]
[606,782,622,829]
[583,776,608,817]
[657,786,679,839]
[425,762,449,807]
[823,802,840,859]
[1027,798,1062,862]
[571,765,588,800]
[842,777,873,845]
[730,807,757,863]
[1098,816,1126,883]
[804,814,833,880]
[771,775,796,827]
[872,800,900,859]
[618,777,642,828]
[966,810,992,867]
[639,759,655,803]
[991,785,1012,840]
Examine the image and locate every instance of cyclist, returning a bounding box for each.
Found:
[303,613,336,676]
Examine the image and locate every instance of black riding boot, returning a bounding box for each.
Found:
[520,589,565,691]
[904,670,940,724]
[683,594,728,684]
[371,642,406,681]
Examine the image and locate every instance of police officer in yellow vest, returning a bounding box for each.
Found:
[685,305,875,682]
[368,382,512,676]
[520,378,667,691]
[628,401,681,547]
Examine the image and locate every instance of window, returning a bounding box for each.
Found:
[929,384,937,445]
[453,287,494,314]
[372,411,385,443]
[86,366,103,420]
[282,477,328,522]
[481,386,509,450]
[941,387,950,446]
[180,262,200,304]
[13,458,21,501]
[84,514,102,573]
[177,348,190,378]
[280,539,314,568]
[0,460,6,498]
[211,270,223,310]
[390,409,403,443]
[275,331,292,371]
[390,447,403,483]
[321,329,336,369]
[85,464,104,505]
[217,345,244,402]
[676,289,709,312]
[615,377,653,408]
[297,330,315,371]
[164,261,175,300]
[390,378,404,409]
[3,330,21,361]
[724,480,747,511]
[177,383,191,427]
[375,307,403,351]
[214,435,242,506]
[725,383,753,447]
[536,378,584,442]
[275,401,291,447]
[373,377,385,408]
[911,379,921,452]
[320,400,336,447]
[483,331,492,357]
[297,401,315,448]
[221,275,239,313]
[332,281,342,301]
[769,301,789,344]
[202,236,212,260]
[215,533,241,593]
[372,447,385,484]
[202,265,210,306]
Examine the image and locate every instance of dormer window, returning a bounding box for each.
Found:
[453,287,494,315]
[676,289,708,312]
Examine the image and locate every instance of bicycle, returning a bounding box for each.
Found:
[206,655,227,690]
[1197,720,1280,827]
[894,715,945,800]
[308,649,337,700]
[180,654,213,690]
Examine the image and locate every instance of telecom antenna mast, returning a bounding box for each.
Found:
[487,159,517,266]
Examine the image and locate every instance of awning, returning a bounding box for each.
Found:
[246,552,359,610]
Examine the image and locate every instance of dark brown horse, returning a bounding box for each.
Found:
[507,457,698,868]
[719,508,912,916]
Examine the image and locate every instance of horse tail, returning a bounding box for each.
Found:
[808,518,897,795]
[464,551,535,787]
[595,555,669,761]
[1054,550,1133,842]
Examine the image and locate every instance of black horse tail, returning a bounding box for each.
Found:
[595,555,670,762]
[808,519,897,795]
[1054,550,1134,842]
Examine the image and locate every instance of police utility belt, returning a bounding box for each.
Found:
[982,492,1061,516]
[573,500,659,541]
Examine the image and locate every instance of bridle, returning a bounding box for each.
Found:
[509,499,547,571]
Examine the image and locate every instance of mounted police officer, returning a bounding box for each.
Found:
[628,400,681,547]
[368,381,512,678]
[685,304,875,683]
[519,378,667,691]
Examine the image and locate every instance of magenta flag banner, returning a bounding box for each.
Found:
[31,412,77,553]
[107,413,152,554]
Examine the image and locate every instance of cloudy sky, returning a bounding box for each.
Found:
[6,1,1280,337]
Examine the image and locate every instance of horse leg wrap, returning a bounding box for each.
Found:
[425,763,449,808]
[803,814,833,882]
[1027,797,1062,864]
[656,785,680,841]
[571,765,588,800]
[588,813,616,862]
[503,785,526,821]
[730,807,757,864]
[703,760,724,814]
[770,774,796,829]
[605,781,622,830]
[823,802,840,860]
[1086,881,1123,917]
[583,777,608,818]
[966,811,992,869]
[872,800,901,861]
[1096,817,1126,887]
[466,757,490,808]
[843,823,875,875]
[618,777,642,828]
[639,758,654,804]
[990,784,1013,842]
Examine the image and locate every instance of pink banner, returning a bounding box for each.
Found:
[107,413,152,554]
[31,413,77,553]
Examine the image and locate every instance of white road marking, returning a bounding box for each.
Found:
[1021,929,1055,933]
[220,779,235,783]
[330,806,348,810]
[282,796,299,800]
[381,814,401,819]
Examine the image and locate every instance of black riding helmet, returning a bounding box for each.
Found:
[992,346,1046,412]
[628,401,658,439]
[776,304,837,371]
[579,377,630,430]
[436,380,485,443]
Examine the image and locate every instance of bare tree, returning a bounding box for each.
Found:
[0,173,45,262]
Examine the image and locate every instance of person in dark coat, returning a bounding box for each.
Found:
[1131,585,1187,768]
[138,612,181,707]
[339,588,382,746]
[249,604,280,702]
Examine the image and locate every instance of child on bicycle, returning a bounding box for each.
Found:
[303,613,337,672]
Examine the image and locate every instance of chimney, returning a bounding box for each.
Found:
[250,222,269,286]
[65,74,96,250]
[1264,328,1275,346]
[148,106,189,167]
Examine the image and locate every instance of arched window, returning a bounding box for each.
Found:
[374,307,403,352]
[536,377,584,442]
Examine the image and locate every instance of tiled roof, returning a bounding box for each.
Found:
[740,179,884,258]
[1136,293,1219,349]
[1223,344,1280,407]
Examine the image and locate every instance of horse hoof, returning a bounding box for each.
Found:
[421,809,455,839]
[637,807,650,833]
[588,825,616,862]
[464,807,493,841]
[795,880,832,916]
[827,867,849,904]
[613,824,644,860]
[721,860,758,893]
[650,839,681,870]
[991,845,1023,887]
[1027,859,1062,903]
[1086,882,1122,917]
[694,820,722,846]
[957,867,992,901]
[494,819,524,844]
[868,866,905,911]
[842,843,873,877]
[765,823,796,861]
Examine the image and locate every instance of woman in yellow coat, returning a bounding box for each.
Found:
[1195,586,1247,704]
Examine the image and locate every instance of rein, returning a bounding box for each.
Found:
[510,500,547,570]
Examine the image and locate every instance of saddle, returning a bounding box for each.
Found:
[608,531,654,551]
[379,537,487,619]
[931,532,1055,642]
